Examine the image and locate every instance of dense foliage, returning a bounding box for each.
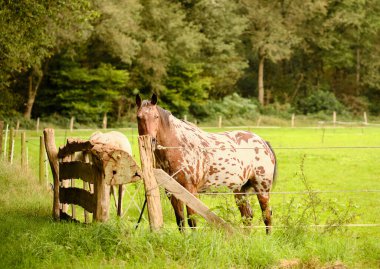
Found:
[1,0,380,125]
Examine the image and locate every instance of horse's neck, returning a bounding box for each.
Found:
[157,115,197,147]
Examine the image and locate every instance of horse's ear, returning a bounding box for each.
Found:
[136,94,142,108]
[151,93,158,105]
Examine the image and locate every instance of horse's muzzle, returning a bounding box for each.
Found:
[151,137,157,150]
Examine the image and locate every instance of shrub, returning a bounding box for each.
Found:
[296,90,346,115]
[190,93,258,121]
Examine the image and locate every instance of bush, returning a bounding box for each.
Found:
[296,90,346,115]
[190,93,258,121]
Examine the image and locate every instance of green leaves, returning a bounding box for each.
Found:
[50,63,128,123]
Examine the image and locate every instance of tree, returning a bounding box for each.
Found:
[241,0,311,105]
[185,0,248,97]
[41,61,128,124]
[0,0,95,119]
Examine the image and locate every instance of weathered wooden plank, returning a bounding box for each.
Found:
[102,150,142,185]
[153,168,232,232]
[59,161,97,183]
[139,136,163,231]
[58,138,93,158]
[59,187,95,213]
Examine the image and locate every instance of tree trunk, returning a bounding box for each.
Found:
[356,48,361,95]
[258,53,265,106]
[24,66,44,120]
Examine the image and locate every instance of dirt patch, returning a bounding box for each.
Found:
[276,259,347,269]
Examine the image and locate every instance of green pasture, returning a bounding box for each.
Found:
[1,126,379,268]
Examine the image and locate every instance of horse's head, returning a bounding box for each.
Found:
[136,93,161,146]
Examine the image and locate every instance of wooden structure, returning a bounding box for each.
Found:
[44,128,141,222]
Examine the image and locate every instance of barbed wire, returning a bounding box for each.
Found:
[156,144,380,151]
[199,190,380,195]
[158,223,380,230]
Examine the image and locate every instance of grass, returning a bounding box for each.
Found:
[1,126,380,268]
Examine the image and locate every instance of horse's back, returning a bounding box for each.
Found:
[200,130,275,191]
[89,131,132,154]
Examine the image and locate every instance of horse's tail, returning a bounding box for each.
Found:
[265,141,277,187]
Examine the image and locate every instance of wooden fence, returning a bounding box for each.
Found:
[42,130,231,231]
[44,128,142,222]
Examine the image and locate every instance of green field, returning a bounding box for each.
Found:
[0,126,379,268]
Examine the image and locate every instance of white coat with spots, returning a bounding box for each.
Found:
[136,94,277,233]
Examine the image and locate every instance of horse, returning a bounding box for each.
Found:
[136,94,277,234]
[89,131,133,214]
[89,131,132,155]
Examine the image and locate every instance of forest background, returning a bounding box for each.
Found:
[1,0,380,127]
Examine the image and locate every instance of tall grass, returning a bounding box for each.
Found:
[0,160,379,269]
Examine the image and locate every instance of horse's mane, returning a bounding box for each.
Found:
[157,105,172,129]
[157,104,198,130]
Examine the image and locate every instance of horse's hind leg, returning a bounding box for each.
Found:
[186,205,197,228]
[234,184,253,225]
[254,188,272,234]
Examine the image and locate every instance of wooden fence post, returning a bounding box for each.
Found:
[8,128,14,163]
[21,132,26,168]
[363,112,368,125]
[333,111,336,126]
[15,120,20,136]
[3,124,8,159]
[0,121,3,159]
[70,153,76,219]
[70,117,74,132]
[36,117,40,133]
[83,152,90,223]
[138,135,163,231]
[291,113,295,128]
[102,113,107,130]
[256,117,262,127]
[184,115,187,121]
[93,165,110,222]
[218,116,222,128]
[43,128,60,220]
[39,136,45,183]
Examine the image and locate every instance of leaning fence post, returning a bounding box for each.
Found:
[21,132,26,168]
[138,135,163,231]
[43,128,60,220]
[218,116,222,128]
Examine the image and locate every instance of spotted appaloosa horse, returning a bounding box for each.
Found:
[136,94,277,233]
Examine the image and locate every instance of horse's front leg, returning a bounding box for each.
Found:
[169,194,185,231]
[234,184,253,225]
[185,184,198,228]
